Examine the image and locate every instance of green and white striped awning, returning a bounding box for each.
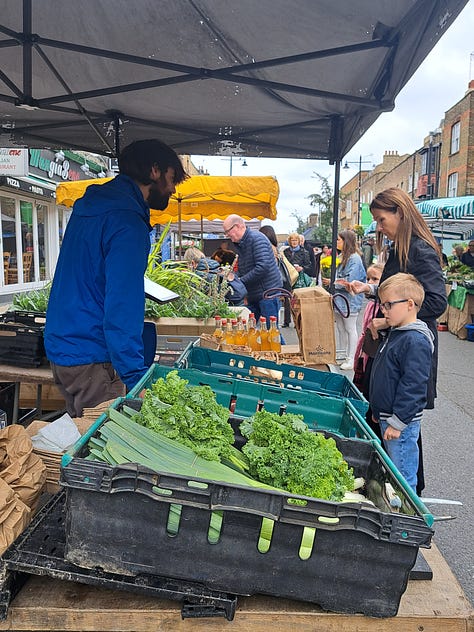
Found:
[416,196,474,220]
[416,197,474,240]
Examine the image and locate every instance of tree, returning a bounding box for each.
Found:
[307,173,334,244]
[290,210,309,234]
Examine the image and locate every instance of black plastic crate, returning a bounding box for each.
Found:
[3,310,46,327]
[0,490,237,621]
[61,416,434,618]
[0,313,45,368]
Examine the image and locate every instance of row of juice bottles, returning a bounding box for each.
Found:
[212,313,281,352]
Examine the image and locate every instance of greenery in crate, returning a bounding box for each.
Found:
[11,284,51,313]
[144,227,236,320]
[88,371,355,503]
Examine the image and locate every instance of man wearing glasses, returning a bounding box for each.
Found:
[222,214,282,323]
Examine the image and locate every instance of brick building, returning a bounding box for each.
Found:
[340,80,474,229]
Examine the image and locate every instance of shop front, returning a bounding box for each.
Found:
[1,149,105,298]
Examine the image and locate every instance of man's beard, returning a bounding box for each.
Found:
[147,178,171,210]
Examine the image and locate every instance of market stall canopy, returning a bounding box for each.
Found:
[0,0,468,162]
[56,175,279,223]
[417,196,474,240]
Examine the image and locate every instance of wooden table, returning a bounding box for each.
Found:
[0,363,55,424]
[0,543,472,631]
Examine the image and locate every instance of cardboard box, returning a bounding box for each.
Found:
[291,286,336,365]
[149,317,215,336]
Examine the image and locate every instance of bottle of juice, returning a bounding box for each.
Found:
[247,313,260,351]
[224,319,235,345]
[235,318,248,346]
[213,315,224,341]
[269,316,281,353]
[259,316,271,351]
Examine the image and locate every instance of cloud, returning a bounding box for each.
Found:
[193,2,474,233]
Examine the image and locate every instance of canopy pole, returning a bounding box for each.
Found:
[200,215,204,248]
[178,198,182,260]
[330,160,341,290]
[328,115,344,291]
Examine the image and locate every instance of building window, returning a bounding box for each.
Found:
[447,172,458,197]
[346,199,352,219]
[450,121,460,154]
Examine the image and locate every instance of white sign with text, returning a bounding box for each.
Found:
[0,148,29,176]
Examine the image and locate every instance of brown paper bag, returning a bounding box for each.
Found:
[291,286,336,365]
[0,425,47,510]
[0,477,31,555]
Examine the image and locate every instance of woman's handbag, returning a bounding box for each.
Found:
[361,329,380,358]
[277,256,293,291]
[280,252,299,287]
[293,271,313,288]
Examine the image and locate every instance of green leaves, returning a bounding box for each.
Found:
[240,410,354,502]
[135,370,235,463]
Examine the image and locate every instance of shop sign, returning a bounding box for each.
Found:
[29,148,85,182]
[0,148,29,176]
[0,175,56,199]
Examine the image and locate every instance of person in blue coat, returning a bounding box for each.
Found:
[370,273,434,492]
[45,139,187,417]
[222,214,282,322]
[325,230,366,370]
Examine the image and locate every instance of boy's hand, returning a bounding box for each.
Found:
[383,426,401,441]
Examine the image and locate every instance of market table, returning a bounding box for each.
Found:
[0,363,56,424]
[0,543,471,632]
[444,285,474,339]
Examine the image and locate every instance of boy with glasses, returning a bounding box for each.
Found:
[369,273,434,493]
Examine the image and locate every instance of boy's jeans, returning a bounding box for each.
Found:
[379,419,421,493]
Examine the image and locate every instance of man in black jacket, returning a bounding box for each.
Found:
[222,214,282,322]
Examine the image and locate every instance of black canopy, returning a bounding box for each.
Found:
[0,0,468,162]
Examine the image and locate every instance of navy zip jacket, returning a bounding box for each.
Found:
[378,235,447,408]
[370,321,434,429]
[235,228,282,302]
[44,175,151,390]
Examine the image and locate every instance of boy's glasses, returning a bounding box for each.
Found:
[380,298,418,311]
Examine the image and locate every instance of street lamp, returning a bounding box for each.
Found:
[343,155,373,226]
[228,156,248,175]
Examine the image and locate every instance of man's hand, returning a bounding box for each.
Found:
[383,426,401,441]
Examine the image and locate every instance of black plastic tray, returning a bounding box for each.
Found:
[61,416,434,618]
[0,313,46,367]
[0,491,237,621]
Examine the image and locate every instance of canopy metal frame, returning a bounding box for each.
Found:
[0,0,469,284]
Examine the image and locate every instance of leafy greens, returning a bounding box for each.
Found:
[135,370,235,462]
[240,410,354,501]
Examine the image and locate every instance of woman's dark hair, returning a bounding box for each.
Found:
[118,139,188,185]
[259,225,278,247]
[211,248,236,266]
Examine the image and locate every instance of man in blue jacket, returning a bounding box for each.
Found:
[222,214,282,322]
[45,139,187,417]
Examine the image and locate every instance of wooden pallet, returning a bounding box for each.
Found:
[0,543,472,631]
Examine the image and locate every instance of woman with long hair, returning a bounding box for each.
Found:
[330,229,366,370]
[350,188,447,495]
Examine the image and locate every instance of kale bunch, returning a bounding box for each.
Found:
[240,410,354,501]
[137,370,234,462]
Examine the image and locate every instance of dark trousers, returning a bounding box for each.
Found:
[50,362,126,418]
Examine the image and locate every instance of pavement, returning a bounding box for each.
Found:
[282,315,474,607]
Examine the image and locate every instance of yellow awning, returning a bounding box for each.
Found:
[56,175,279,224]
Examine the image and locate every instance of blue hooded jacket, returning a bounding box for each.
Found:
[44,175,151,389]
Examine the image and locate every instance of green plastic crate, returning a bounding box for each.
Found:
[176,344,368,416]
[129,363,378,441]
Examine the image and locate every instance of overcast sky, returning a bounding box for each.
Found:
[192,2,474,233]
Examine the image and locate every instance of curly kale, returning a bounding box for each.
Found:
[136,370,234,462]
[240,410,354,501]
